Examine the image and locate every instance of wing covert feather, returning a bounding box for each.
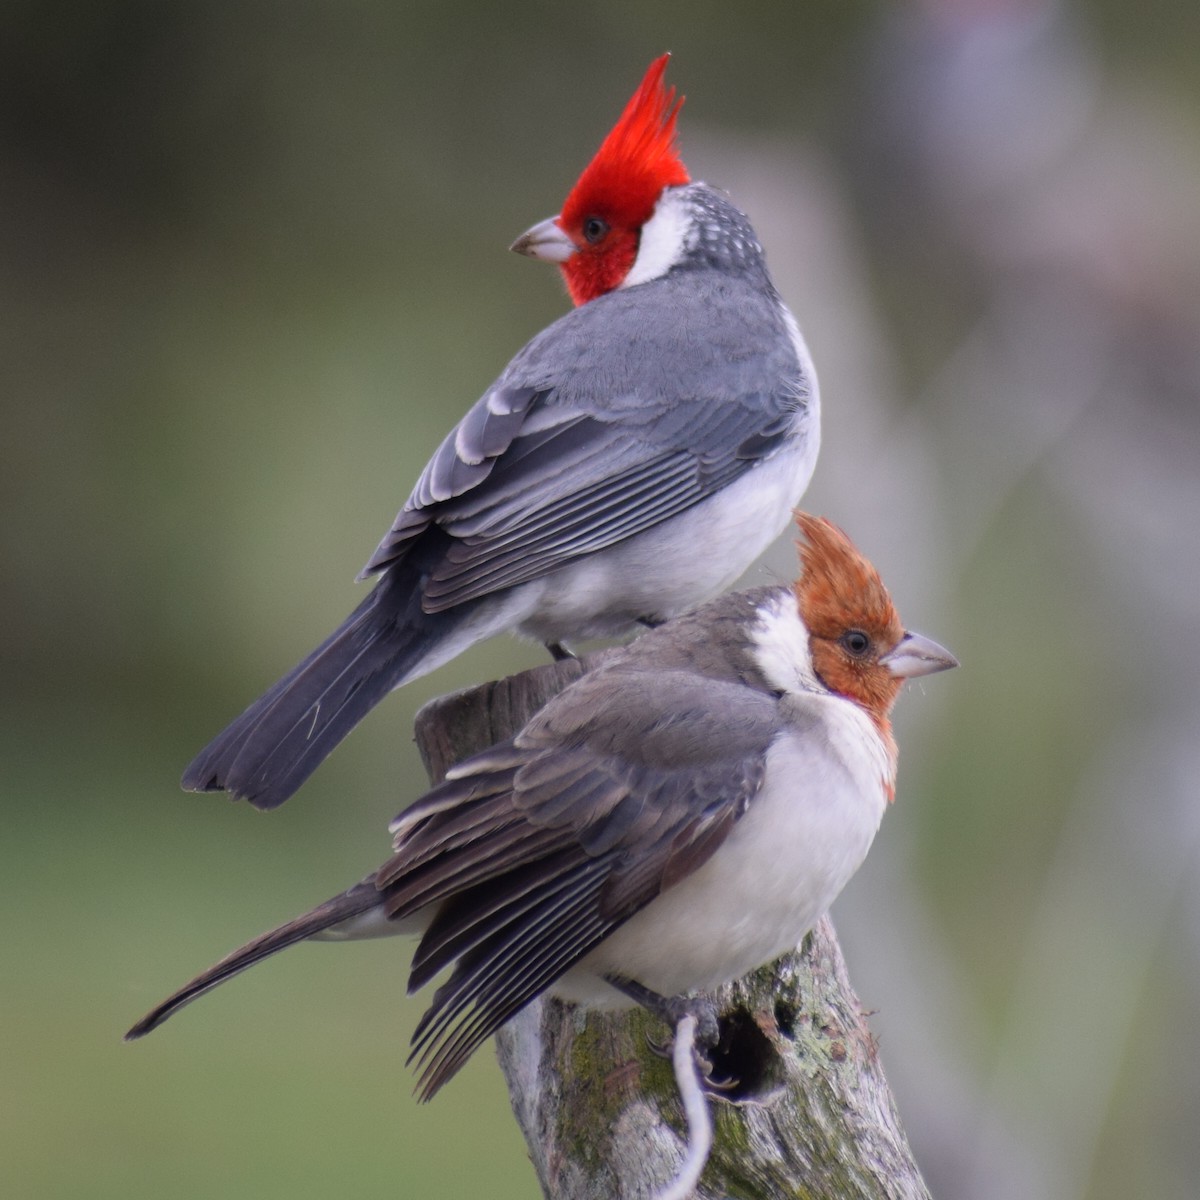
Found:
[383,667,783,1097]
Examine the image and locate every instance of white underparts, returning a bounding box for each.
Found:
[513,444,814,644]
[554,697,890,1004]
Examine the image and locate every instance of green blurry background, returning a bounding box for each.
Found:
[4,2,1199,1198]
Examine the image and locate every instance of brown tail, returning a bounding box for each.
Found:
[125,878,382,1040]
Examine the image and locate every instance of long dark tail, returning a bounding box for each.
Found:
[125,879,382,1040]
[182,558,474,810]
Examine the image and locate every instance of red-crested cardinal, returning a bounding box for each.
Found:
[129,515,956,1099]
[183,55,819,810]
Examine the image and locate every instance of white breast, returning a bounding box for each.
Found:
[554,691,889,1006]
[515,431,819,644]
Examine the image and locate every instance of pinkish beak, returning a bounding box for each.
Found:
[510,216,577,263]
[881,631,958,679]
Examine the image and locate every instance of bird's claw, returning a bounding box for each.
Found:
[701,1067,741,1094]
[645,1028,740,1093]
[638,998,738,1093]
[605,975,736,1087]
[646,1030,672,1059]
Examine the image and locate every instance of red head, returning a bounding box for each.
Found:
[511,56,691,306]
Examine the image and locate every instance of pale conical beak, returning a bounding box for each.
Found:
[510,216,577,263]
[881,631,959,679]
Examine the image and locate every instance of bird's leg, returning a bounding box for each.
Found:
[604,974,728,1084]
[545,641,576,662]
[605,974,720,1047]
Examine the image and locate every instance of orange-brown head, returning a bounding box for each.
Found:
[794,514,957,759]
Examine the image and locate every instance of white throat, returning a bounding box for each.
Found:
[620,187,693,290]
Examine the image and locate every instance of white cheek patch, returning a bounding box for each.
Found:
[620,188,692,290]
[749,592,820,696]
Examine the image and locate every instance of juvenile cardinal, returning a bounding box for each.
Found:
[184,55,819,810]
[130,515,956,1099]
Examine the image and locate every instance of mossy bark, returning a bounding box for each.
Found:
[415,657,930,1200]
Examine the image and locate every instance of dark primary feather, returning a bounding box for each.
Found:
[375,661,781,1097]
[389,386,796,612]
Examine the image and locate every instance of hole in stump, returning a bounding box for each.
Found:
[707,1006,784,1102]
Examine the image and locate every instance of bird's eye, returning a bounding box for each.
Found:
[840,629,871,657]
[583,216,609,244]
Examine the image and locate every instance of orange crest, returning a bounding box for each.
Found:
[794,514,901,646]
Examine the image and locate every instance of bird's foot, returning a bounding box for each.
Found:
[604,975,736,1092]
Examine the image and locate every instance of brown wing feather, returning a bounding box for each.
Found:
[381,667,779,1098]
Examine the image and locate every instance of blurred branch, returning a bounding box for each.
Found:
[415,660,931,1199]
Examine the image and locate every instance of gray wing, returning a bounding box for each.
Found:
[359,272,811,611]
[378,665,781,1097]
